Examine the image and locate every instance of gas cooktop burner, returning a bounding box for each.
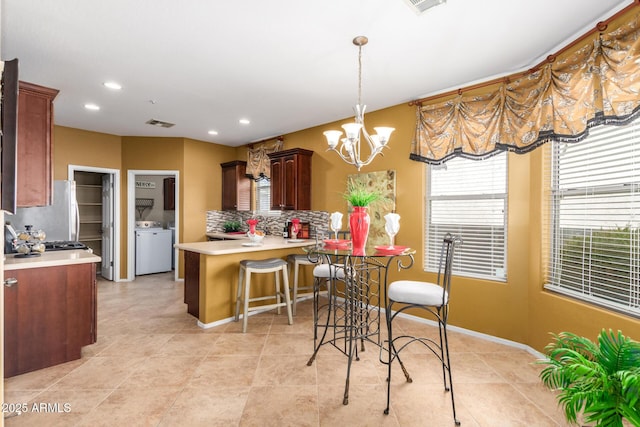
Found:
[44,241,88,251]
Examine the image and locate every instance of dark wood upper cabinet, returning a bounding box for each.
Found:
[163,177,175,210]
[268,148,313,210]
[221,160,250,211]
[16,81,59,207]
[1,59,19,213]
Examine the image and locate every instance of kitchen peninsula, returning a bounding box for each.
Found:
[4,250,101,377]
[175,236,314,325]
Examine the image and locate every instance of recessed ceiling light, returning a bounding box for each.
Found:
[208,130,218,136]
[84,103,100,111]
[103,81,122,90]
[239,118,250,125]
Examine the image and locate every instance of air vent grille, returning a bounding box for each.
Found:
[404,0,446,15]
[146,119,175,128]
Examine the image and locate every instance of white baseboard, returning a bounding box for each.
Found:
[195,295,546,359]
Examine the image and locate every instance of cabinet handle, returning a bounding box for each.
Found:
[4,278,18,287]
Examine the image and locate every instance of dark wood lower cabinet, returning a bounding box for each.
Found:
[184,251,200,318]
[3,262,97,378]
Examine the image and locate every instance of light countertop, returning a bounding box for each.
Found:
[176,236,314,255]
[4,249,102,271]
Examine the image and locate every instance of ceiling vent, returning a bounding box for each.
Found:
[146,119,175,128]
[403,0,446,15]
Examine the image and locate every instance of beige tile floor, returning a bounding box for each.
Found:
[3,271,578,426]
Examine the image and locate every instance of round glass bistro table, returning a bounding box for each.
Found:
[303,242,415,405]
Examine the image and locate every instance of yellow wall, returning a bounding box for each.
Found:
[277,102,638,350]
[53,130,238,279]
[53,99,639,352]
[54,126,122,178]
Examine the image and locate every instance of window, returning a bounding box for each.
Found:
[254,178,271,213]
[426,153,507,280]
[546,124,640,317]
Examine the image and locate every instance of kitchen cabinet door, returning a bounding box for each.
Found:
[164,177,175,210]
[16,81,59,207]
[221,161,250,211]
[3,263,97,378]
[268,148,313,210]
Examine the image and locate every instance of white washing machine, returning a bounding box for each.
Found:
[135,221,172,275]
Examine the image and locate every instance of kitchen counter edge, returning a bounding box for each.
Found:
[4,250,102,271]
[176,236,314,255]
[206,232,248,240]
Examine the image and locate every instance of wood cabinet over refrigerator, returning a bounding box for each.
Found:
[17,81,59,207]
[220,160,250,211]
[268,148,313,210]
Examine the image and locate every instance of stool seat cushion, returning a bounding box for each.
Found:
[241,258,288,269]
[388,280,448,306]
[313,264,345,279]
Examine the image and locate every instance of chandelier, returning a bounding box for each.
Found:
[324,36,394,171]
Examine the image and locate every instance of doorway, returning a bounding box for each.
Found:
[68,165,120,281]
[126,170,179,282]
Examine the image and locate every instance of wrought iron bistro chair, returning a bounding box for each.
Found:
[384,233,462,425]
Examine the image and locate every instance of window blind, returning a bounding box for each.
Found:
[545,124,640,317]
[255,178,271,212]
[426,153,507,280]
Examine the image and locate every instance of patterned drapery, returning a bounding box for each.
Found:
[246,138,284,180]
[411,5,640,164]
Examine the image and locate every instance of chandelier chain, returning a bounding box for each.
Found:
[357,44,363,108]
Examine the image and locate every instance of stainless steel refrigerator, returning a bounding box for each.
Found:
[7,180,80,242]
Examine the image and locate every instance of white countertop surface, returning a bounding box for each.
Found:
[176,236,314,255]
[4,249,102,271]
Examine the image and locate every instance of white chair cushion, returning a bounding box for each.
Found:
[313,264,345,279]
[388,280,448,306]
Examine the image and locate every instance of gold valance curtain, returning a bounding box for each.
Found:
[246,138,284,180]
[411,4,640,164]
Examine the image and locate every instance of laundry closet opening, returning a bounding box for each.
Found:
[127,170,180,282]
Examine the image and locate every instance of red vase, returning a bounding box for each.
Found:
[349,206,370,255]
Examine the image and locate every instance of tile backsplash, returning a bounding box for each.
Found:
[206,210,330,238]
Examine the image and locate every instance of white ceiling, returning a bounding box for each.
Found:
[1,0,632,147]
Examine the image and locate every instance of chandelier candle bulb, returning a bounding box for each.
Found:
[374,127,394,145]
[324,131,342,149]
[342,123,362,140]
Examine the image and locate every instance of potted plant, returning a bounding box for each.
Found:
[222,220,242,233]
[343,181,381,254]
[538,329,640,426]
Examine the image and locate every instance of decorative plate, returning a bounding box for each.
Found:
[374,245,409,255]
[323,239,351,249]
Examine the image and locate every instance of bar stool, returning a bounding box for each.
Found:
[286,254,316,315]
[234,258,293,333]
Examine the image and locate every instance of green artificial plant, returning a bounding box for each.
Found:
[343,181,381,207]
[222,220,242,233]
[538,329,640,426]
